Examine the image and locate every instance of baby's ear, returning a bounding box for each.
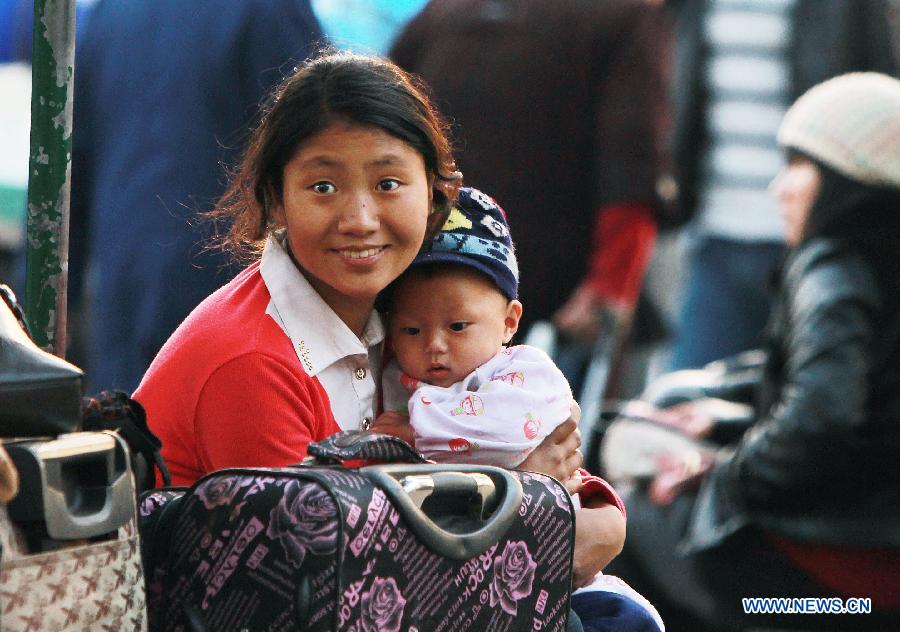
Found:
[503,299,523,343]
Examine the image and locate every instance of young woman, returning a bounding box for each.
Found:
[134,52,458,483]
[606,72,900,629]
[134,52,622,594]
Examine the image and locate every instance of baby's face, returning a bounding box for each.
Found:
[390,267,521,387]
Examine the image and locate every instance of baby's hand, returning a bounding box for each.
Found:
[370,411,415,446]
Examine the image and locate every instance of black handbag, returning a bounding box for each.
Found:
[0,284,83,437]
[82,389,172,493]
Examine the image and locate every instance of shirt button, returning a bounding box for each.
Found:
[360,417,372,430]
[355,367,367,380]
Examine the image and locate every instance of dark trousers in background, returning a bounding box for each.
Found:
[669,237,784,371]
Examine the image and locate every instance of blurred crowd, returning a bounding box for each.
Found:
[2,1,899,629]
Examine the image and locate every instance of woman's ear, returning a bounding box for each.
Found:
[270,201,286,226]
[503,299,523,343]
[262,180,287,229]
[424,202,450,242]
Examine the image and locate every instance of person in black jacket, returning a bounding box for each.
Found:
[665,0,897,371]
[603,73,900,630]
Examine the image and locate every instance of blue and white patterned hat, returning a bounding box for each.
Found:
[412,187,519,299]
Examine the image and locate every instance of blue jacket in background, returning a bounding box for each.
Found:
[70,0,322,392]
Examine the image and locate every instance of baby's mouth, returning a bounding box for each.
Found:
[427,365,450,379]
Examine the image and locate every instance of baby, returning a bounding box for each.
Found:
[383,187,664,631]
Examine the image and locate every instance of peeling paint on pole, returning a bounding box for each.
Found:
[26,0,76,355]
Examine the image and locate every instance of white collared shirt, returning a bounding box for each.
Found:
[259,232,384,431]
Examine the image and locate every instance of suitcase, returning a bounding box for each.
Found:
[0,432,147,631]
[140,432,576,631]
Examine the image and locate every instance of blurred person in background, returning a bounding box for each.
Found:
[665,0,897,371]
[605,72,900,630]
[390,0,671,399]
[311,0,428,54]
[69,0,321,391]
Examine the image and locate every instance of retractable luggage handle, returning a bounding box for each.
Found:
[362,463,524,560]
[6,432,136,539]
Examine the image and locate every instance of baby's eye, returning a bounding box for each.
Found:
[449,322,469,332]
[377,179,400,192]
[400,326,420,335]
[311,181,336,194]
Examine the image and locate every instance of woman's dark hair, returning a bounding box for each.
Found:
[210,50,461,259]
[798,152,900,309]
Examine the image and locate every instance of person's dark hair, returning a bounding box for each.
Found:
[795,150,900,310]
[210,50,461,259]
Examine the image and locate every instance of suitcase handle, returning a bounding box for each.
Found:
[361,464,523,560]
[398,471,497,514]
[6,432,136,539]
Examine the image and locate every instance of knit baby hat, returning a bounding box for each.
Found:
[412,187,519,299]
[777,72,900,188]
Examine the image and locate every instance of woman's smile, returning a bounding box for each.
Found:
[335,245,388,261]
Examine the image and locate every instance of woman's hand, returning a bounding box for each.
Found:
[572,502,626,588]
[648,448,717,505]
[652,401,718,440]
[624,398,730,440]
[370,411,415,446]
[518,419,583,494]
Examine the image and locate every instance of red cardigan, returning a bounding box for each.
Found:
[134,262,340,486]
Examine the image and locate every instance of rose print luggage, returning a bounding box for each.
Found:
[139,432,576,631]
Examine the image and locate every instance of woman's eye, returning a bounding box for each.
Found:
[377,179,400,192]
[449,322,469,332]
[400,326,420,335]
[311,182,336,194]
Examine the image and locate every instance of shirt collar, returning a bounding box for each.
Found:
[259,232,385,376]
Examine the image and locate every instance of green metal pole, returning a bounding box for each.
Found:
[25,0,76,356]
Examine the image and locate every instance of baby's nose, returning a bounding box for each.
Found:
[425,332,447,353]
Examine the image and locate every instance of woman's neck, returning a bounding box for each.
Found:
[303,274,374,339]
[283,236,374,339]
[327,296,374,340]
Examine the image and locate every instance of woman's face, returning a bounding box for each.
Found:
[275,121,432,328]
[770,156,821,247]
